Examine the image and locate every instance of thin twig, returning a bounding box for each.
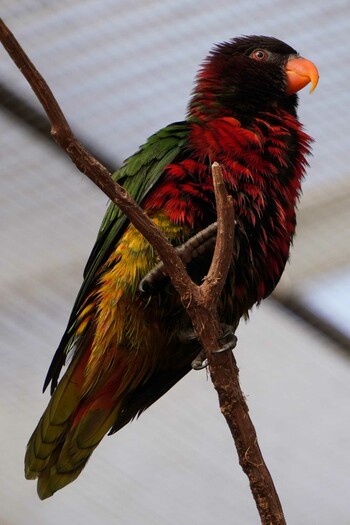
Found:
[0,18,286,524]
[202,162,235,303]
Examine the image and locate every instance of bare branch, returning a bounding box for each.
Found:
[203,162,235,303]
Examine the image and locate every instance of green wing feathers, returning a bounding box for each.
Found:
[42,121,189,393]
[25,122,190,499]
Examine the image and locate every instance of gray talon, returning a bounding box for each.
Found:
[191,352,208,370]
[139,222,218,294]
[213,334,238,354]
[138,264,167,292]
[213,326,237,354]
[181,324,237,369]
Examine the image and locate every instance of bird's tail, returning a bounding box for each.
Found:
[25,343,122,500]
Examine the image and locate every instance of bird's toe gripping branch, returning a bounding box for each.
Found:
[138,222,218,293]
[139,222,237,370]
[212,324,238,354]
[179,324,238,370]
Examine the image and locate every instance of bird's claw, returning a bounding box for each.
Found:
[212,324,238,354]
[139,222,218,294]
[181,323,237,370]
[191,352,208,370]
[138,264,167,293]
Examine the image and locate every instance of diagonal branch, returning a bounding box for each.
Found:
[0,18,286,525]
[0,18,192,297]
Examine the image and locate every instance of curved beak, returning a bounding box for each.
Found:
[285,56,319,95]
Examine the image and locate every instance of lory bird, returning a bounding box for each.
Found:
[25,35,318,499]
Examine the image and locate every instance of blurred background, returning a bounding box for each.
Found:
[1,1,349,523]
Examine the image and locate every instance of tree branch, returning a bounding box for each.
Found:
[0,18,286,524]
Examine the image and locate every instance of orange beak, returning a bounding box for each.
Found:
[285,57,319,95]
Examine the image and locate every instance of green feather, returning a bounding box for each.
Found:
[43,121,189,392]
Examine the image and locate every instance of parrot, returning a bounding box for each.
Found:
[25,35,318,499]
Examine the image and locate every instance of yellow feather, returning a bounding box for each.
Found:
[81,212,183,393]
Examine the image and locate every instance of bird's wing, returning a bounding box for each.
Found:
[44,121,190,392]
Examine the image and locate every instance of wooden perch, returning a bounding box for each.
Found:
[0,18,286,524]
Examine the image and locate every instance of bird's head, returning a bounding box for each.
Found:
[189,35,319,121]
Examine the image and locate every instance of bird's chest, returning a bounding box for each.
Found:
[185,116,299,239]
[188,116,302,301]
[147,115,306,303]
[190,115,296,213]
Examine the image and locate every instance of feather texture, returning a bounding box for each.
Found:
[25,35,317,498]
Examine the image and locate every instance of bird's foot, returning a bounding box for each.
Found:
[191,351,208,370]
[138,222,218,293]
[212,324,238,354]
[178,324,237,370]
[138,263,168,293]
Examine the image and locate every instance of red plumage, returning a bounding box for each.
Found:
[25,35,318,499]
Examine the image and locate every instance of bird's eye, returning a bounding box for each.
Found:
[251,49,269,61]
